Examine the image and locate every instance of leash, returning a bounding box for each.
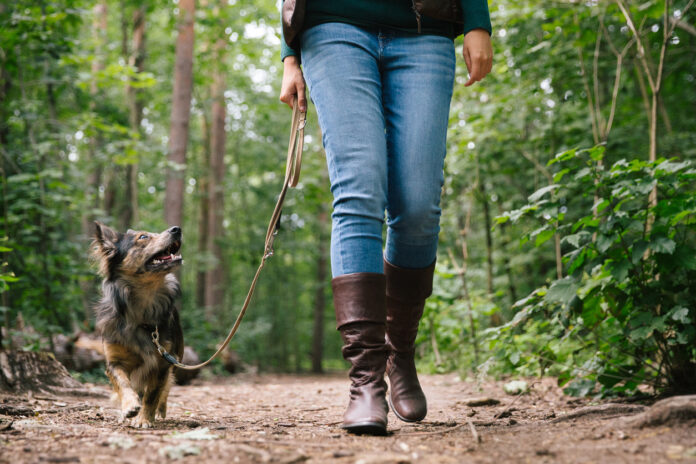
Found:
[152,99,306,370]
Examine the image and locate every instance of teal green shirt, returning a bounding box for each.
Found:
[281,0,492,61]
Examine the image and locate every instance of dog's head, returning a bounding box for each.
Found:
[91,222,183,280]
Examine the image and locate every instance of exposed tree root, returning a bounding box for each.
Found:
[551,403,647,423]
[625,395,696,428]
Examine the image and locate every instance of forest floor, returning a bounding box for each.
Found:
[1,372,695,464]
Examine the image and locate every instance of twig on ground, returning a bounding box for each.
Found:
[466,418,481,444]
[397,423,465,437]
[226,439,335,448]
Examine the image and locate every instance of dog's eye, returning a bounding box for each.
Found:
[139,234,149,240]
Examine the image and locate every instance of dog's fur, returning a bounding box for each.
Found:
[91,222,184,428]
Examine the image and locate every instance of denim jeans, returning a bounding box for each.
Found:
[301,22,456,277]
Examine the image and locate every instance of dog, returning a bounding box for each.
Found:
[91,222,184,428]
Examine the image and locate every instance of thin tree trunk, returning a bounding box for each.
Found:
[204,38,226,319]
[164,0,195,228]
[123,6,145,228]
[498,216,518,306]
[450,195,479,368]
[79,1,107,322]
[477,182,501,326]
[1,139,11,345]
[196,111,210,309]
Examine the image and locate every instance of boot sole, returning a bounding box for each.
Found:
[341,421,388,436]
[388,391,426,423]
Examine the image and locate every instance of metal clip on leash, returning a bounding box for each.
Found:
[152,100,306,370]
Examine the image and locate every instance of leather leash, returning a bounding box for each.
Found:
[152,99,306,370]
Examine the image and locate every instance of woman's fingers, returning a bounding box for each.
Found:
[462,29,493,87]
[280,56,307,111]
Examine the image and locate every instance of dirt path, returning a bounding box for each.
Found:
[1,373,694,463]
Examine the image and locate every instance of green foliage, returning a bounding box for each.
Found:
[493,147,696,395]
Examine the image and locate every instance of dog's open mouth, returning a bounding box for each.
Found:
[146,241,183,271]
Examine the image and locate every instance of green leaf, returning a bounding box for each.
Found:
[650,237,676,255]
[553,168,570,183]
[535,228,555,247]
[596,234,614,253]
[508,351,521,365]
[587,145,605,162]
[632,240,649,264]
[563,378,595,397]
[549,148,577,165]
[630,326,653,341]
[594,199,610,214]
[608,260,631,282]
[563,232,589,248]
[544,278,579,305]
[567,247,587,274]
[655,160,690,174]
[668,307,691,324]
[574,167,592,180]
[673,251,696,270]
[528,184,560,203]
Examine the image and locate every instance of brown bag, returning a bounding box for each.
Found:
[413,0,463,24]
[412,0,464,35]
[281,0,305,49]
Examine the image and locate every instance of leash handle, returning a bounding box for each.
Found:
[154,99,306,370]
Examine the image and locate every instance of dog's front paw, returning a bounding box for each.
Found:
[121,403,140,420]
[121,392,141,419]
[130,412,154,429]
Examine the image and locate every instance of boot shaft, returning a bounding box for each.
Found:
[332,272,386,329]
[331,272,389,434]
[384,260,435,351]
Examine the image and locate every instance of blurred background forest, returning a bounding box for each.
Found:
[1,0,695,396]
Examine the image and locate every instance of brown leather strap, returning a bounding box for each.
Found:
[153,100,306,370]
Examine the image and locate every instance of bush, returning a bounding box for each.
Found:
[493,146,696,396]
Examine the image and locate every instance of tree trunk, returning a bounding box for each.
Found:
[478,182,502,326]
[498,218,518,306]
[196,112,210,308]
[122,6,146,229]
[454,197,479,368]
[164,0,195,228]
[79,1,107,322]
[204,39,226,319]
[0,351,105,397]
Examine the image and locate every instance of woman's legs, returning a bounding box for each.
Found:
[302,22,455,431]
[302,23,387,278]
[382,33,455,269]
[379,31,455,423]
[302,23,390,435]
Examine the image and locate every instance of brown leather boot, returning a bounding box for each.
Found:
[332,273,389,436]
[384,259,435,422]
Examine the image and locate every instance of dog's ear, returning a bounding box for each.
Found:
[93,221,119,255]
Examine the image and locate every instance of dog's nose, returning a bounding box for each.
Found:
[168,226,181,237]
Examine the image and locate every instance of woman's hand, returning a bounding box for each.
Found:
[462,29,493,86]
[280,56,307,112]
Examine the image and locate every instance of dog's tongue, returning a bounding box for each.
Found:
[157,253,173,261]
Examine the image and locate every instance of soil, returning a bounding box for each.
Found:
[1,373,695,463]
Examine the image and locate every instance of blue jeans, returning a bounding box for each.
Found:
[301,23,455,277]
